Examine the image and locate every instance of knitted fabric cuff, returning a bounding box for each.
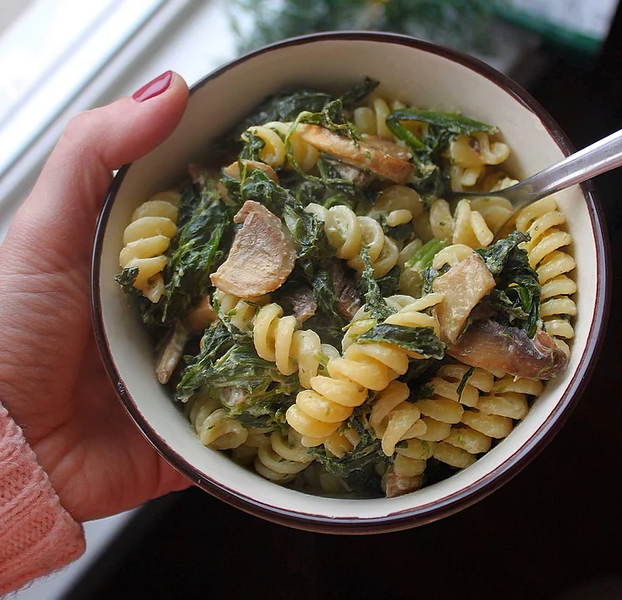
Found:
[0,403,85,595]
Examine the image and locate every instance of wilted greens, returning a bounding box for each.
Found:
[115,78,573,501]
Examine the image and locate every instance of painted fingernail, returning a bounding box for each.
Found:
[132,71,173,102]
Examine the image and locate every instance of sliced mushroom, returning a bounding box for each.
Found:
[210,201,296,298]
[433,253,496,344]
[329,262,361,321]
[298,124,415,184]
[223,159,278,183]
[362,135,413,162]
[156,321,190,385]
[281,285,317,323]
[324,158,374,188]
[448,319,568,380]
[155,296,218,385]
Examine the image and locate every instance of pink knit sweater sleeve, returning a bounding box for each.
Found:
[0,404,85,595]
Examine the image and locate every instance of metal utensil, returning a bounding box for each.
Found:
[448,127,622,238]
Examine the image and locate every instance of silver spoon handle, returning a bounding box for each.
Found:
[508,127,622,204]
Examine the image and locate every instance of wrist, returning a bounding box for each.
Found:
[0,403,85,594]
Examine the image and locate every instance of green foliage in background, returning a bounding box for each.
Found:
[231,0,506,55]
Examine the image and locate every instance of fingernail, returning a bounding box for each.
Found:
[132,71,173,103]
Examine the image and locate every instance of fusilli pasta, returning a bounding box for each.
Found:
[516,197,577,354]
[306,203,400,278]
[119,190,180,302]
[243,121,320,172]
[286,294,443,447]
[254,430,314,482]
[189,395,248,450]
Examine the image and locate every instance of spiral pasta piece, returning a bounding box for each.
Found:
[448,132,510,191]
[409,364,494,468]
[305,203,399,278]
[230,427,273,465]
[515,197,577,353]
[414,199,494,249]
[370,381,427,456]
[286,294,444,446]
[254,430,314,483]
[214,289,271,333]
[469,174,517,234]
[353,96,394,138]
[189,395,248,451]
[353,96,426,145]
[434,373,542,469]
[367,184,424,228]
[243,121,320,171]
[297,463,352,494]
[253,303,339,389]
[119,190,181,302]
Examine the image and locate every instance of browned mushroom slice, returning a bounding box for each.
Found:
[156,321,190,385]
[326,159,374,188]
[280,285,317,323]
[155,296,218,384]
[362,135,413,162]
[210,201,296,298]
[223,159,278,183]
[298,124,415,184]
[448,319,568,380]
[433,253,496,344]
[329,262,361,321]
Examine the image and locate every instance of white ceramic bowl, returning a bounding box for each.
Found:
[92,32,609,533]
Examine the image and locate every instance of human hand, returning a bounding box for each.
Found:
[0,71,192,522]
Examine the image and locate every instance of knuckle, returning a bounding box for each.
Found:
[62,110,95,145]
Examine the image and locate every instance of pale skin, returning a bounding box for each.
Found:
[0,72,192,522]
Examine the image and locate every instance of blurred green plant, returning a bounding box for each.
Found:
[230,0,506,56]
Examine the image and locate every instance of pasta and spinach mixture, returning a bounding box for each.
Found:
[117,80,575,498]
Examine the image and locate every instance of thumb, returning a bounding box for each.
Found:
[4,71,189,259]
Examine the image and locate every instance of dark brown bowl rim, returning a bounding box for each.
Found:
[92,31,611,534]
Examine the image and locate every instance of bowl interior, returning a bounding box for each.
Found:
[95,35,604,527]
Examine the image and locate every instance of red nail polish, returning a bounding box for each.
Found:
[132,71,173,102]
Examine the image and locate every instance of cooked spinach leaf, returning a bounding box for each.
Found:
[308,407,385,494]
[340,77,379,111]
[476,231,542,337]
[117,184,233,328]
[476,230,528,274]
[308,268,347,344]
[283,202,335,262]
[456,366,475,400]
[160,185,232,325]
[240,132,266,161]
[358,323,445,360]
[177,327,299,427]
[114,266,142,300]
[387,110,497,144]
[375,265,400,297]
[401,238,447,297]
[232,89,331,136]
[405,238,447,270]
[176,321,234,400]
[358,246,394,321]
[299,98,357,138]
[386,109,497,208]
[223,167,292,215]
[402,358,434,385]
